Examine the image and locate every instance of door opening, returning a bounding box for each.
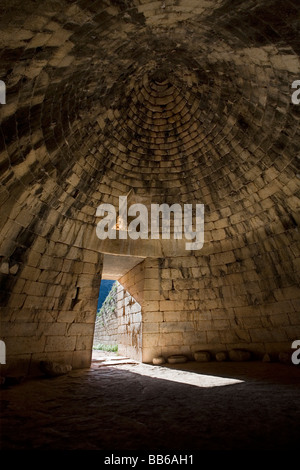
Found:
[93,280,118,353]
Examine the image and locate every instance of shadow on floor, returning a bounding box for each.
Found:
[1,358,300,451]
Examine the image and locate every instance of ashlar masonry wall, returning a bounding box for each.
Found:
[117,262,144,361]
[141,239,300,362]
[117,231,300,364]
[93,283,118,348]
[0,217,103,376]
[142,258,196,362]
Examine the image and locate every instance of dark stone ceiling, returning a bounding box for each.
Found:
[0,0,299,255]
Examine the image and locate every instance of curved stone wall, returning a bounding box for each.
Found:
[0,0,299,374]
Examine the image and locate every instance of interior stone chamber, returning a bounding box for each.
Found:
[0,0,299,376]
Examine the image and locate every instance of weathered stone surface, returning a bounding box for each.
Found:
[117,264,143,362]
[40,361,72,377]
[0,262,9,274]
[194,351,211,362]
[215,351,228,362]
[153,356,166,365]
[0,0,300,377]
[167,355,188,364]
[229,349,251,362]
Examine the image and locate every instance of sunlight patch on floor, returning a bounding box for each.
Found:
[106,360,244,388]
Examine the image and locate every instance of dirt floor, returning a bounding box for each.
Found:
[1,351,300,451]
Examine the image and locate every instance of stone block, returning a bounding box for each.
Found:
[2,323,40,340]
[270,314,291,327]
[160,300,179,311]
[163,311,186,322]
[20,266,41,281]
[215,351,228,362]
[26,251,42,268]
[72,350,92,369]
[23,295,49,309]
[142,334,160,348]
[194,351,211,362]
[40,360,72,377]
[205,330,221,346]
[56,311,76,323]
[45,336,76,352]
[5,336,46,354]
[158,332,183,347]
[167,355,187,364]
[143,322,159,333]
[144,268,160,279]
[0,261,9,274]
[12,278,26,294]
[82,262,97,274]
[145,311,164,325]
[39,322,67,336]
[32,237,47,254]
[61,259,73,272]
[160,321,194,333]
[210,251,236,266]
[143,290,162,301]
[144,278,161,290]
[153,356,166,365]
[219,328,251,344]
[76,274,95,288]
[23,281,47,296]
[8,294,26,309]
[249,328,287,343]
[67,323,94,336]
[76,335,94,351]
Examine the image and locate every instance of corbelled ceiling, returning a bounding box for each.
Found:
[0,0,299,259]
